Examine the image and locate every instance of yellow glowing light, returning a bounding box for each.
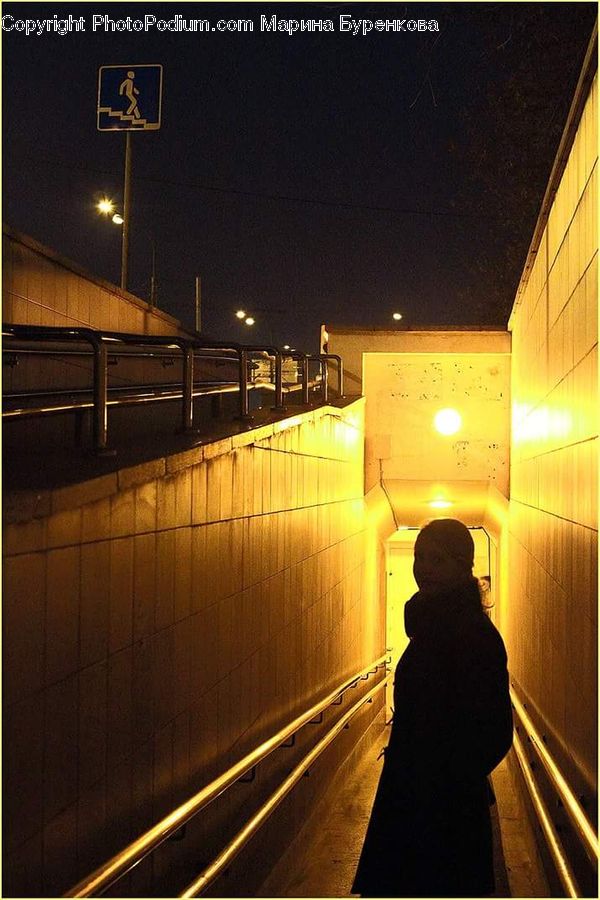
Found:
[235,310,246,319]
[245,317,255,326]
[283,344,290,350]
[112,213,124,225]
[434,408,462,435]
[97,198,115,215]
[429,499,453,509]
[512,403,572,444]
[392,312,403,321]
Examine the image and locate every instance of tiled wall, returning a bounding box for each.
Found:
[3,399,384,896]
[508,75,597,799]
[2,228,182,335]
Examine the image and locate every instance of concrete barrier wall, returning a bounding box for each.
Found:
[3,399,385,896]
[2,226,184,336]
[507,73,598,802]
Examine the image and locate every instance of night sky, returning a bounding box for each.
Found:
[3,2,596,351]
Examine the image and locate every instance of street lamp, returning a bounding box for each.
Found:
[392,312,403,321]
[245,316,255,326]
[235,309,246,319]
[95,196,156,305]
[96,197,122,226]
[97,197,115,215]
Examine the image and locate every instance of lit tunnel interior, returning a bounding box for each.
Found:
[368,473,509,693]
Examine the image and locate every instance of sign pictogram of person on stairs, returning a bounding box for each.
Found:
[119,71,141,119]
[97,64,163,131]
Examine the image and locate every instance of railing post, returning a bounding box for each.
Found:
[92,340,111,454]
[237,348,252,420]
[181,345,195,432]
[336,356,344,397]
[272,350,285,411]
[301,354,310,405]
[320,357,329,403]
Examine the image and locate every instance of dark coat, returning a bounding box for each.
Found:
[352,579,513,898]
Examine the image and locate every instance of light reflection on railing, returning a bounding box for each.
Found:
[65,653,388,897]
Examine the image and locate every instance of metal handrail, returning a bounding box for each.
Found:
[3,325,343,451]
[512,728,580,897]
[510,688,598,864]
[65,653,389,897]
[180,669,392,897]
[3,380,314,420]
[319,353,344,399]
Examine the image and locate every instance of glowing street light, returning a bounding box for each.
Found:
[112,213,124,225]
[245,316,255,326]
[392,312,403,321]
[97,197,115,215]
[235,309,246,319]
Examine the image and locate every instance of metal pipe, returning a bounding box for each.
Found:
[511,689,599,863]
[2,347,232,365]
[237,348,251,420]
[321,355,329,403]
[300,354,310,404]
[181,345,195,432]
[513,729,580,897]
[180,671,391,897]
[320,354,344,398]
[273,349,284,410]
[92,340,109,453]
[3,380,322,420]
[121,131,132,291]
[239,346,285,411]
[65,653,388,897]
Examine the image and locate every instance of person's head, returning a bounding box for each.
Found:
[413,518,474,595]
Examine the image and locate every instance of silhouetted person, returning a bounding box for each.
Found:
[352,519,513,898]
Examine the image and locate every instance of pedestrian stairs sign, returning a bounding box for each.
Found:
[97,64,162,131]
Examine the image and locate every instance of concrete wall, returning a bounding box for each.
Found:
[324,330,510,495]
[2,226,184,336]
[325,327,510,395]
[507,73,597,802]
[3,399,385,896]
[362,347,510,494]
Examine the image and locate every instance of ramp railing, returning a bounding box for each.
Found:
[65,654,390,897]
[3,324,344,453]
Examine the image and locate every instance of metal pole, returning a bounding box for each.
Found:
[181,346,195,432]
[195,276,202,333]
[237,349,251,420]
[93,342,109,453]
[321,357,329,403]
[121,131,132,291]
[301,355,309,405]
[150,239,156,307]
[272,350,285,411]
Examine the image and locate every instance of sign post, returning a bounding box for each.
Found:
[97,65,163,291]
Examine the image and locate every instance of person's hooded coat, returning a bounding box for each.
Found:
[352,578,513,898]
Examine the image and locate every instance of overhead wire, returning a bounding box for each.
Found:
[12,153,509,223]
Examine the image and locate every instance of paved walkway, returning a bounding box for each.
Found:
[259,723,549,897]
